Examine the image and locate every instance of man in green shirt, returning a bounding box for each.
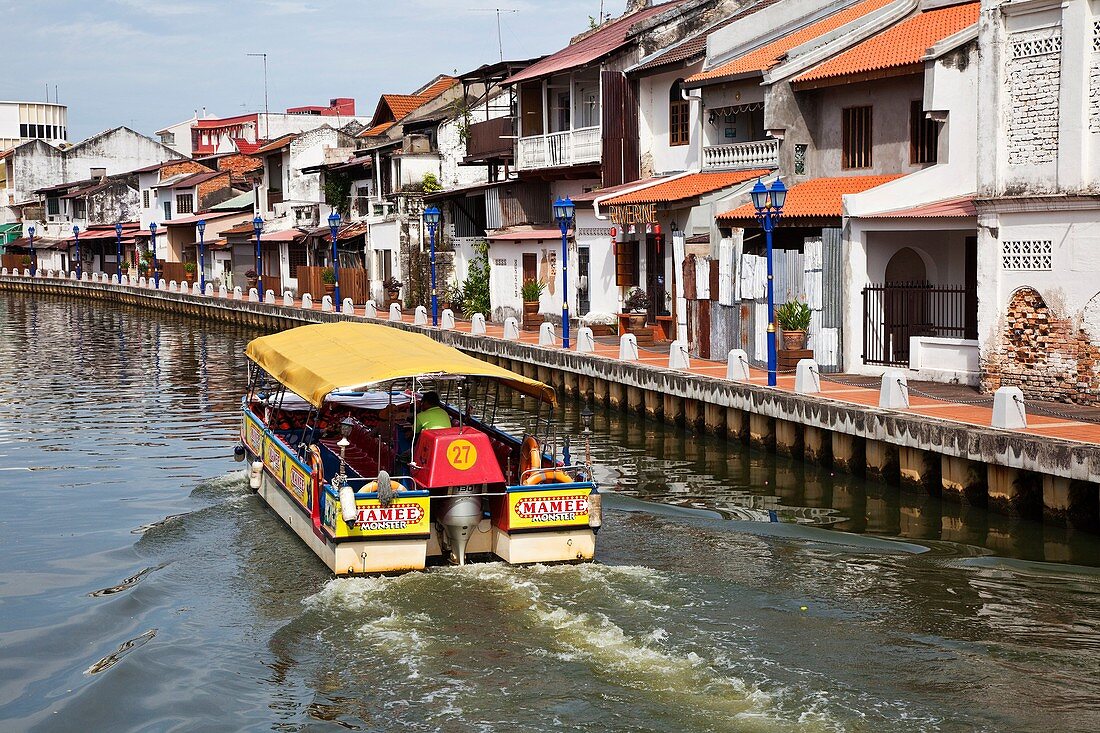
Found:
[414,391,452,438]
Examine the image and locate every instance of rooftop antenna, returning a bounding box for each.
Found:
[471,8,519,62]
[246,52,270,140]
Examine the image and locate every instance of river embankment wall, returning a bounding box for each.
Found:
[3,274,1097,531]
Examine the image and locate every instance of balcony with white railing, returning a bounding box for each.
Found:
[702,138,780,171]
[516,126,602,171]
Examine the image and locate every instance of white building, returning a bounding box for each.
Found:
[0,100,68,151]
[973,0,1100,402]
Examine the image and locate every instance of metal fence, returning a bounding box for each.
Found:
[862,282,967,366]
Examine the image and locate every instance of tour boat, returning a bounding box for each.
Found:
[235,322,601,575]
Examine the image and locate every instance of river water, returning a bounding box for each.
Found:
[1,294,1098,733]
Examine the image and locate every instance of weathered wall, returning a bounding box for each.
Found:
[981,287,1100,404]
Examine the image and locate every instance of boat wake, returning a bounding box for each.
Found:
[304,563,839,732]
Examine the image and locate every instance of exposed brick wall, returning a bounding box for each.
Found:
[197,172,233,208]
[215,154,262,176]
[1006,30,1061,165]
[160,160,209,180]
[982,287,1100,405]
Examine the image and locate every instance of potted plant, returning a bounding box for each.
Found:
[20,255,31,267]
[321,266,336,298]
[521,279,545,330]
[245,268,259,291]
[183,261,196,283]
[441,281,463,313]
[776,299,812,350]
[383,276,403,306]
[623,288,649,331]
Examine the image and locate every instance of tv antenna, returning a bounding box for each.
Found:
[471,8,519,62]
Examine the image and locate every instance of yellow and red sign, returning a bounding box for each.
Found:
[286,460,311,508]
[507,490,591,530]
[446,439,478,471]
[263,436,285,485]
[243,413,264,455]
[327,495,432,539]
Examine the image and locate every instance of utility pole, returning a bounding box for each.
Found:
[246,52,269,140]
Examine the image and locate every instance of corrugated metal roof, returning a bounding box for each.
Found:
[487,225,571,241]
[718,174,905,220]
[862,195,976,218]
[632,0,784,73]
[571,177,662,203]
[602,169,768,205]
[504,1,684,85]
[793,2,978,84]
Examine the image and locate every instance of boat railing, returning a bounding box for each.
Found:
[519,464,593,484]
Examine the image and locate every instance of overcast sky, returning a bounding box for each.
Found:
[0,0,630,141]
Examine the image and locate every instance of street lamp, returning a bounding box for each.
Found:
[553,197,575,349]
[149,221,159,288]
[328,211,341,305]
[27,225,35,276]
[423,205,441,326]
[253,215,264,296]
[115,222,123,281]
[750,178,788,387]
[72,225,81,279]
[197,219,207,293]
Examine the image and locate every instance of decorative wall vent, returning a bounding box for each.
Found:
[1001,240,1053,271]
[1010,34,1061,59]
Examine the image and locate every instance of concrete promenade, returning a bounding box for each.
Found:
[3,271,1098,530]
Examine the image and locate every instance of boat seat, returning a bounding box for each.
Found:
[319,420,394,481]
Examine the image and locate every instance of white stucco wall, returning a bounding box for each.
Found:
[638,66,703,176]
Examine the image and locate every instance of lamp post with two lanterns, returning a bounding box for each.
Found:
[423,205,441,326]
[749,178,788,388]
[553,197,575,350]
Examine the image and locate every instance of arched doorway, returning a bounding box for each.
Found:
[885,247,928,285]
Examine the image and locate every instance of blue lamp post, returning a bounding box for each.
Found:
[27,225,35,276]
[115,222,123,281]
[253,215,264,296]
[197,218,207,293]
[749,178,788,387]
[553,197,575,349]
[72,225,81,279]
[328,211,341,305]
[423,206,441,326]
[149,221,159,288]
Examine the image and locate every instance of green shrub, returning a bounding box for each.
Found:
[776,300,811,331]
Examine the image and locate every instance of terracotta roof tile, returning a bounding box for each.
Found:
[686,0,895,83]
[505,1,685,85]
[633,0,784,73]
[384,94,430,120]
[603,169,770,205]
[416,76,458,102]
[359,121,396,138]
[718,174,905,220]
[794,3,979,84]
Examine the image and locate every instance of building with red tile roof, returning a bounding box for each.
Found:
[602,169,770,206]
[718,175,904,221]
[358,77,458,139]
[792,2,979,88]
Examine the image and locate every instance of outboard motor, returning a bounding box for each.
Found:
[438,485,482,566]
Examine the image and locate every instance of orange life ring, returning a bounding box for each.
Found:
[523,469,573,486]
[520,435,541,475]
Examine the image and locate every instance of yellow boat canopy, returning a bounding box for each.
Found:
[245,322,556,408]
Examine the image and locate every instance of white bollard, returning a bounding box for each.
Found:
[70,271,77,280]
[441,309,455,330]
[265,289,276,304]
[364,300,378,319]
[191,282,201,295]
[668,339,690,369]
[204,283,214,297]
[82,272,90,281]
[342,297,354,315]
[36,270,44,278]
[389,303,403,321]
[138,276,147,287]
[219,284,228,299]
[471,313,486,335]
[301,293,313,309]
[414,305,428,325]
[992,386,1027,429]
[321,295,333,312]
[577,326,595,353]
[879,368,910,408]
[248,288,259,302]
[169,280,177,292]
[283,291,294,307]
[539,321,556,346]
[120,275,129,286]
[1,267,7,275]
[726,349,750,381]
[795,359,820,394]
[111,274,119,284]
[619,333,639,361]
[91,273,99,282]
[503,317,520,340]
